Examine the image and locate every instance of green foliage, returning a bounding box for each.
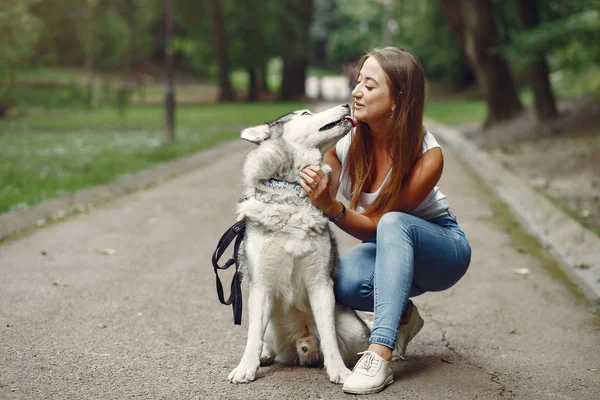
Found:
[499,0,600,95]
[503,6,600,68]
[327,0,384,63]
[93,8,130,70]
[28,0,159,70]
[0,0,42,68]
[0,0,43,114]
[325,0,468,85]
[393,1,467,84]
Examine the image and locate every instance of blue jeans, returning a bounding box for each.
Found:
[334,211,471,350]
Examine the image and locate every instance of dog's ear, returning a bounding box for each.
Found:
[241,124,271,144]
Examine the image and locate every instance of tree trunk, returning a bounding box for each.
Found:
[212,1,234,102]
[440,0,523,126]
[259,65,269,93]
[83,1,97,109]
[516,0,558,121]
[278,0,314,101]
[165,0,175,142]
[280,60,309,101]
[248,67,258,102]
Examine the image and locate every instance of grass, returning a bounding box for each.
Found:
[424,99,486,126]
[0,102,306,214]
[545,194,600,238]
[424,89,535,126]
[1,103,304,132]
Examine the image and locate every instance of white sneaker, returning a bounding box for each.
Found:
[342,351,393,395]
[394,301,424,361]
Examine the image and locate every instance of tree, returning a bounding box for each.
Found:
[440,0,524,126]
[0,0,42,117]
[394,1,475,88]
[234,0,278,101]
[501,0,600,96]
[71,0,100,108]
[515,0,558,120]
[211,1,234,102]
[328,0,384,65]
[165,0,175,141]
[278,0,315,101]
[311,0,338,67]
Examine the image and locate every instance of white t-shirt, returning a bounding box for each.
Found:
[335,131,449,220]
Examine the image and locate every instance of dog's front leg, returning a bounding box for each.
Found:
[308,282,352,384]
[228,284,271,383]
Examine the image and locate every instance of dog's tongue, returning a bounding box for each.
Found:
[343,116,357,127]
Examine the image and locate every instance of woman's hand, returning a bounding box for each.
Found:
[299,166,338,217]
[236,213,245,222]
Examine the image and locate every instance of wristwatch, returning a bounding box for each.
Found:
[328,202,346,222]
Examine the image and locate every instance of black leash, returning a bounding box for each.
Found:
[211,219,246,325]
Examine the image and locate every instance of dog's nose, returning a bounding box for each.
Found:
[302,346,308,353]
[342,104,350,108]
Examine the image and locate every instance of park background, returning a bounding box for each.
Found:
[1,0,598,238]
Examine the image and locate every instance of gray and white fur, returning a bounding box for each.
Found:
[228,104,370,385]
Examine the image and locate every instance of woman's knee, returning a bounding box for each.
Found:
[377,211,415,242]
[334,269,366,305]
[333,264,373,311]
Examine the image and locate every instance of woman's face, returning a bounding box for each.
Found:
[351,57,394,125]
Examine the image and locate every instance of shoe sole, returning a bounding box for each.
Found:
[342,375,394,395]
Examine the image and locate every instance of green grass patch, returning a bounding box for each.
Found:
[14,67,91,84]
[1,102,305,132]
[425,99,487,126]
[0,102,306,213]
[424,89,535,127]
[544,193,600,238]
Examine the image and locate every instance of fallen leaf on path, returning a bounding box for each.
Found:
[588,368,598,372]
[513,267,530,275]
[95,248,116,255]
[580,209,591,218]
[510,329,517,334]
[575,262,590,270]
[52,210,66,220]
[441,358,454,364]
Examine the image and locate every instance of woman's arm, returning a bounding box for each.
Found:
[300,148,444,241]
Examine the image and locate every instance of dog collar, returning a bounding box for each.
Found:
[259,178,303,195]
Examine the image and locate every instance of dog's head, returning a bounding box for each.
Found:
[240,104,356,154]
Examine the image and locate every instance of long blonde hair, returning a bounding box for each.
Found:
[345,47,426,216]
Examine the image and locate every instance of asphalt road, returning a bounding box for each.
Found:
[1,134,599,399]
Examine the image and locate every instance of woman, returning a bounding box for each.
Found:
[299,47,471,395]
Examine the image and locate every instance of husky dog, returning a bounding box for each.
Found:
[228,104,370,384]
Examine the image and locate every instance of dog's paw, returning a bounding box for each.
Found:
[320,163,332,177]
[259,354,274,366]
[228,362,259,384]
[260,348,275,367]
[326,365,352,384]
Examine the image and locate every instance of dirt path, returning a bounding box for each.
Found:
[1,128,598,399]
